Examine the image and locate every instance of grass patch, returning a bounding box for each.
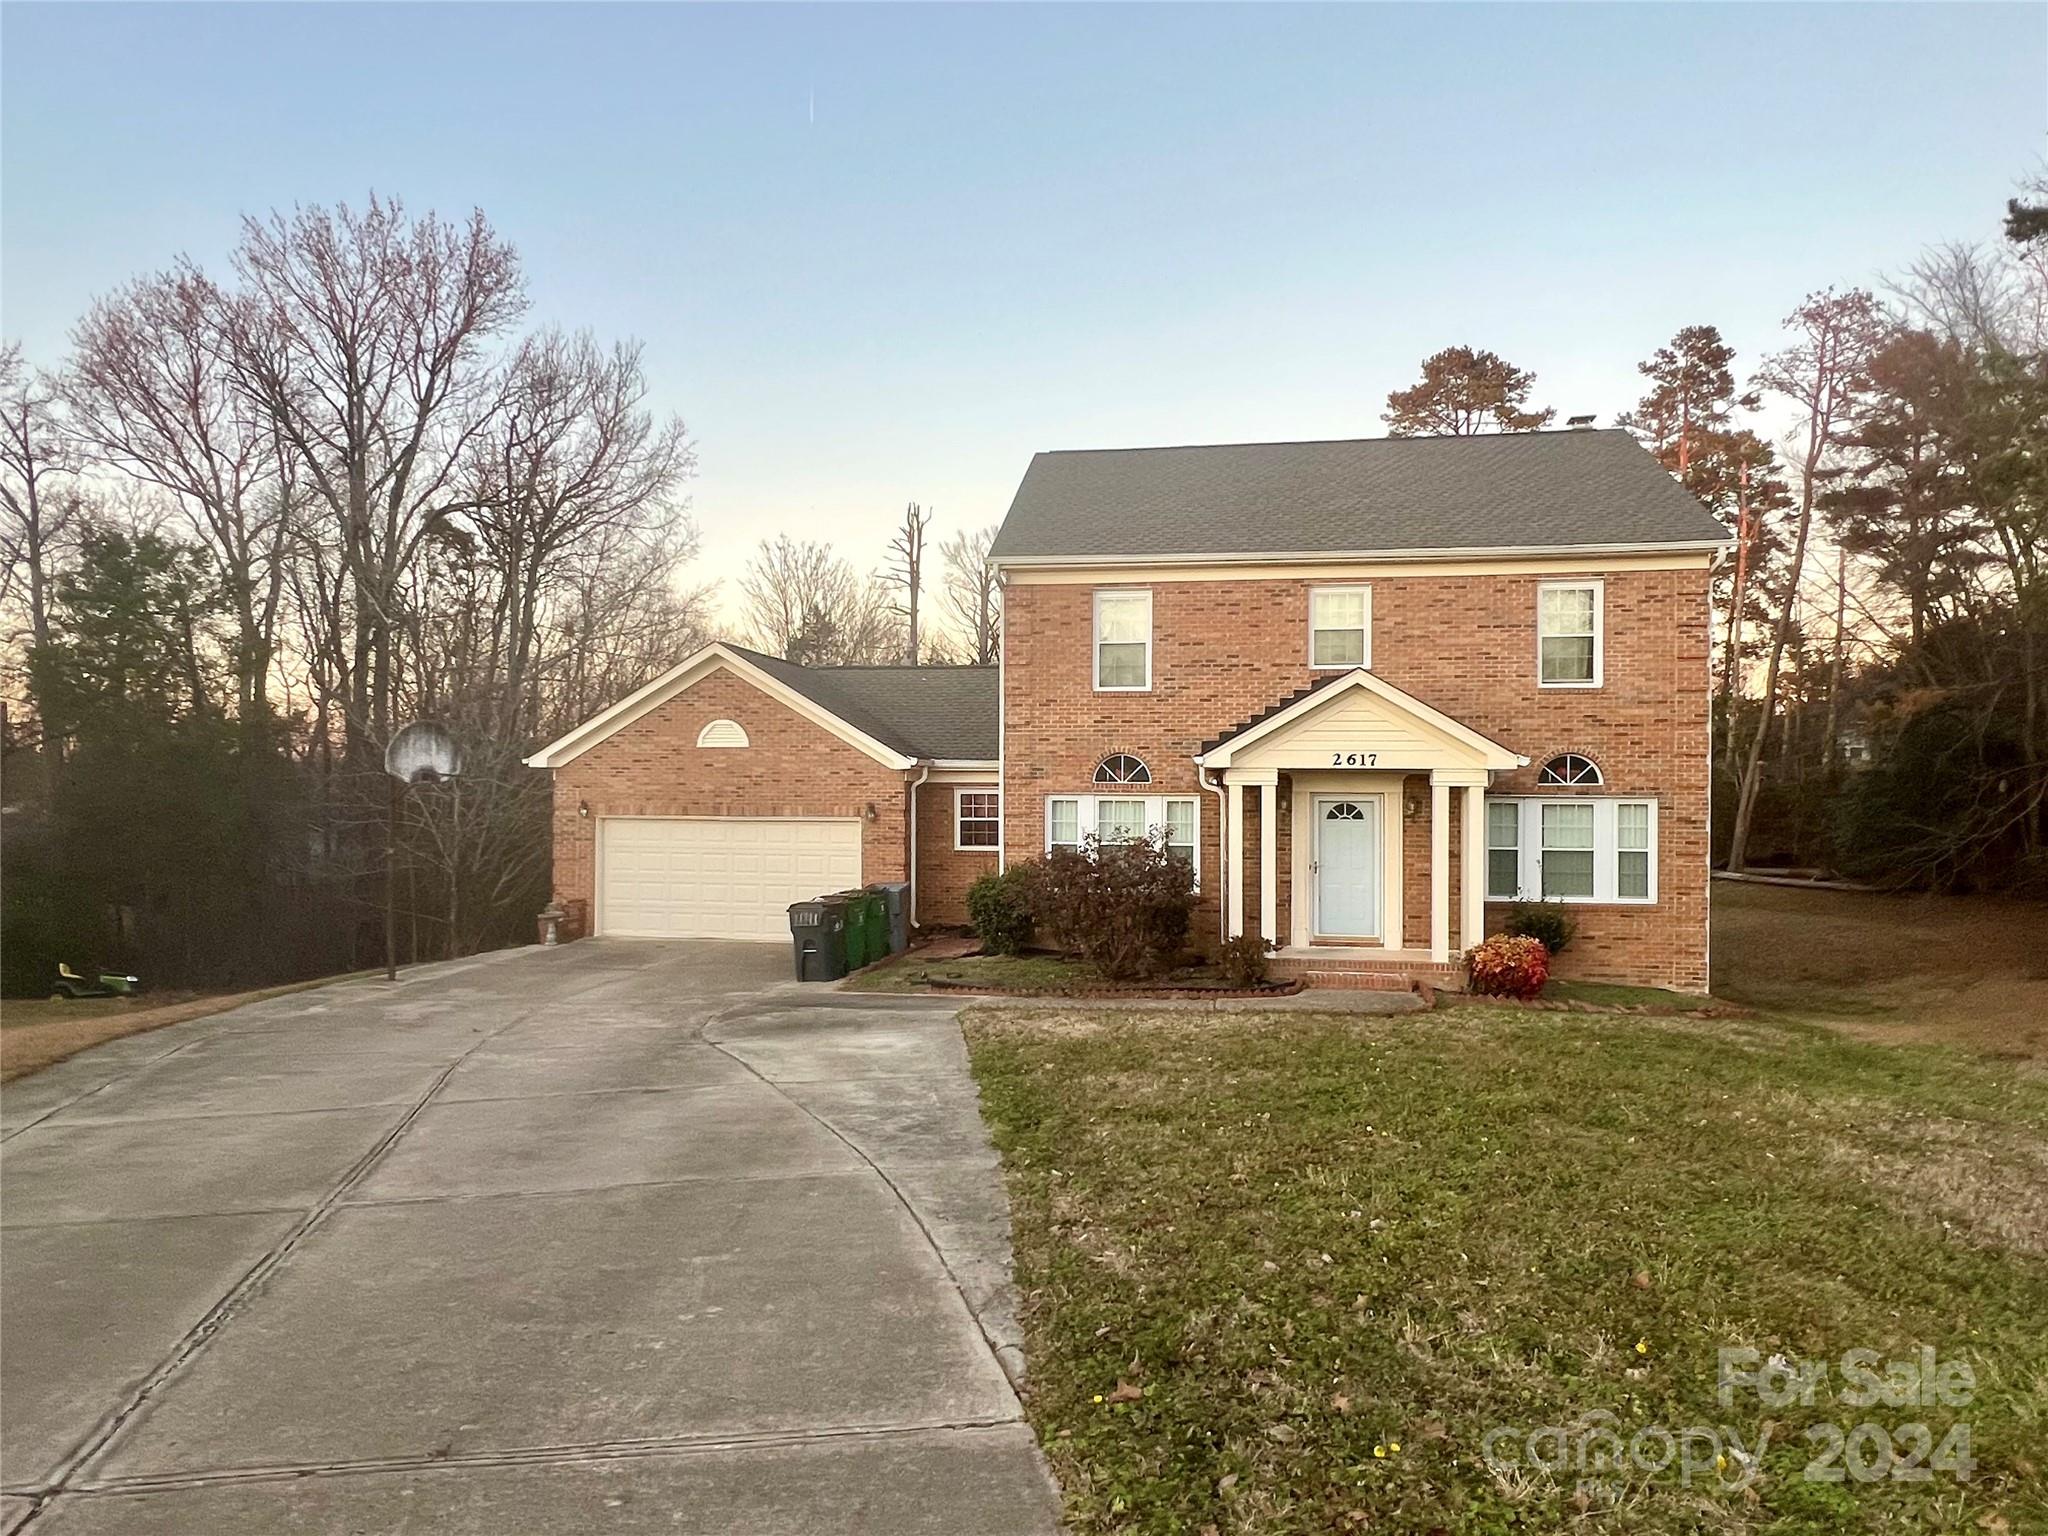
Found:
[844,952,1099,993]
[1540,978,1721,1012]
[966,1004,2048,1533]
[845,951,1273,996]
[0,971,376,1081]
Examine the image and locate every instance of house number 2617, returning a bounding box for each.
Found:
[1331,752,1378,767]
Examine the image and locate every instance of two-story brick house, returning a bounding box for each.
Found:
[529,429,1729,991]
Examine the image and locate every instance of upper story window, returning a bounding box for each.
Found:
[1309,585,1371,669]
[696,718,749,748]
[955,789,1000,850]
[1537,753,1603,786]
[1094,590,1152,691]
[1538,580,1603,688]
[1094,754,1151,785]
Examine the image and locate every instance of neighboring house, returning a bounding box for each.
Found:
[529,428,1730,991]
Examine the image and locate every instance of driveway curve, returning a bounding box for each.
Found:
[1,942,1058,1535]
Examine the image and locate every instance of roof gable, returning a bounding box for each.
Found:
[1199,669,1526,773]
[990,429,1732,564]
[523,644,997,770]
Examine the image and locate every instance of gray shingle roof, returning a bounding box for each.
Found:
[728,646,999,761]
[988,429,1732,562]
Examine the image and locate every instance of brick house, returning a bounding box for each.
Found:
[529,429,1729,990]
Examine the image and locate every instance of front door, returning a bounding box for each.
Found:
[1313,797,1380,939]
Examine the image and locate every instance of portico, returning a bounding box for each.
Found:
[1198,670,1527,967]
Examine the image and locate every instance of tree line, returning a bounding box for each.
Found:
[1376,183,2046,893]
[0,198,1003,995]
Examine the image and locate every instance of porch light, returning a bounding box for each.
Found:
[578,801,591,819]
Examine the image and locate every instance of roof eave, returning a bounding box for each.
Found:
[992,537,1731,571]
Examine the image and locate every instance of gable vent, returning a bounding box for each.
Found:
[696,718,750,749]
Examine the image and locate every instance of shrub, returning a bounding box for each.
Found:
[1464,934,1550,1000]
[1502,899,1577,955]
[1019,831,1198,981]
[965,868,1033,956]
[1214,934,1277,988]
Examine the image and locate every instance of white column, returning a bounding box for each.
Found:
[1226,780,1246,939]
[1259,779,1278,944]
[1462,783,1485,951]
[1430,774,1451,963]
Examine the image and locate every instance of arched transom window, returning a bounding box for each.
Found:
[1537,753,1602,786]
[1324,801,1368,821]
[1094,753,1151,785]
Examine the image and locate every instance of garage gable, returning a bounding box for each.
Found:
[525,644,917,771]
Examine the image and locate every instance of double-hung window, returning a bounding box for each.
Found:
[955,790,1000,850]
[1538,580,1602,687]
[1309,586,1371,669]
[1484,797,1656,904]
[1094,590,1152,691]
[1045,793,1200,885]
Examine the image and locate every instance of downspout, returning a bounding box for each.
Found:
[1199,761,1229,945]
[908,762,932,929]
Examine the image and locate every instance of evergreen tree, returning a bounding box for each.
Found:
[1382,346,1554,435]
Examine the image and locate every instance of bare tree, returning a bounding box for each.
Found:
[65,268,295,723]
[0,344,84,745]
[883,501,931,663]
[939,521,1001,664]
[462,329,693,741]
[738,535,901,665]
[1727,289,1888,870]
[221,196,526,761]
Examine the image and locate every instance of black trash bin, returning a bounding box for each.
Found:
[870,881,910,955]
[787,896,849,982]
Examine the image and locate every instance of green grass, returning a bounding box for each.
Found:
[843,952,1099,993]
[965,1004,2048,1534]
[1540,978,1722,1011]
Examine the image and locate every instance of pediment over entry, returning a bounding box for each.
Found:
[1197,669,1526,774]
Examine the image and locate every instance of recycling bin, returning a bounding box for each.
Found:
[871,881,910,954]
[787,897,849,982]
[832,889,874,968]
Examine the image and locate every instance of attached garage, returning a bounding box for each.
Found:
[529,642,1001,940]
[598,816,862,941]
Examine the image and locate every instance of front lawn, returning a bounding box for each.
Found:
[965,1003,2048,1533]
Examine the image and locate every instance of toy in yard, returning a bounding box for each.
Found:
[51,964,141,1000]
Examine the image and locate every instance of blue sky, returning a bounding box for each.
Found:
[4,3,2042,616]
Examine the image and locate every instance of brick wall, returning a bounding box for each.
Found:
[548,667,910,925]
[1000,566,1710,990]
[915,782,1000,926]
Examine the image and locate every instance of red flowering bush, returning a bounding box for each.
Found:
[1464,934,1550,1000]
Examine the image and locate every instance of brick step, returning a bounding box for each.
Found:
[1289,969,1419,992]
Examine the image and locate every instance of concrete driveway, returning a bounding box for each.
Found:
[0,943,1060,1534]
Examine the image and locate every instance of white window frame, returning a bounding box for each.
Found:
[1485,800,1522,900]
[1308,584,1372,671]
[1093,589,1153,693]
[954,788,1000,852]
[1537,579,1604,689]
[1043,792,1200,889]
[1485,795,1657,905]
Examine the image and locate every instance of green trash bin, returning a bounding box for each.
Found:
[858,890,888,964]
[834,889,875,968]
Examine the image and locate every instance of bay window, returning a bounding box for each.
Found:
[1045,793,1200,886]
[1484,797,1656,904]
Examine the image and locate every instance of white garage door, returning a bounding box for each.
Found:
[599,817,863,940]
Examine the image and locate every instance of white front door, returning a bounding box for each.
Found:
[1313,796,1380,939]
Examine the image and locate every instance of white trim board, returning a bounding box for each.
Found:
[523,643,917,772]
